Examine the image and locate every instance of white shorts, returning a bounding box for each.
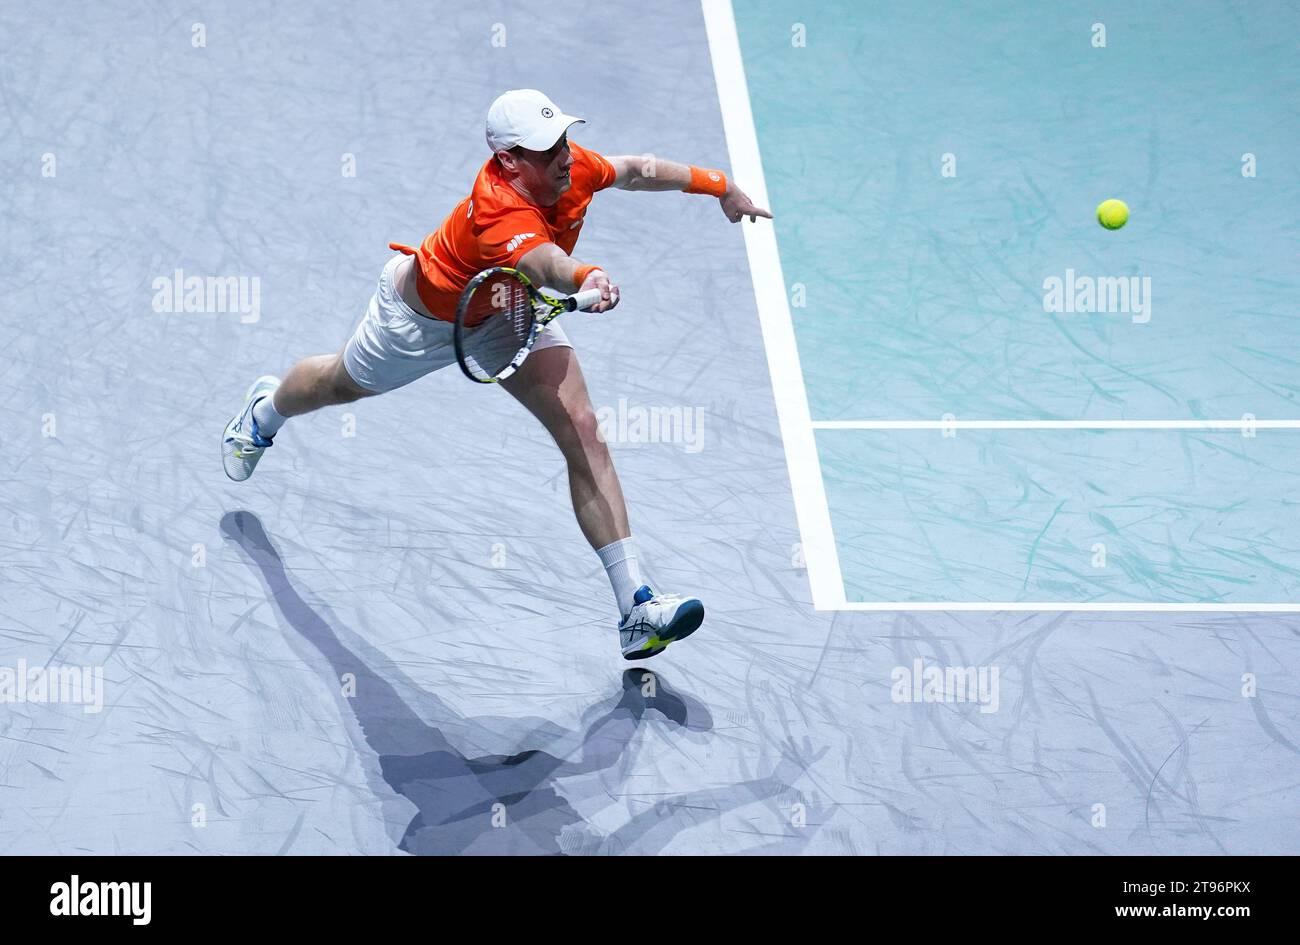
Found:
[342,255,573,393]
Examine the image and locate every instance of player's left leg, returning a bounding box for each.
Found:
[501,341,703,659]
[222,254,434,482]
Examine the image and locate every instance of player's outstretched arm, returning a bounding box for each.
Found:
[517,242,620,313]
[606,154,773,223]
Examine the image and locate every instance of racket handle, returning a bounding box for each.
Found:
[570,288,605,311]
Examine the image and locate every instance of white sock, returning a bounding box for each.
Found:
[596,537,644,619]
[251,391,288,438]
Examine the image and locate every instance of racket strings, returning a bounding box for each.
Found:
[459,274,537,381]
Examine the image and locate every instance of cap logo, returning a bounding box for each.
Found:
[541,107,554,118]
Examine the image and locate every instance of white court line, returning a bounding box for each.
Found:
[701,0,846,610]
[814,419,1300,430]
[700,1,1297,614]
[837,601,1300,612]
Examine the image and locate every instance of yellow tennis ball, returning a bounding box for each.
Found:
[1097,198,1129,230]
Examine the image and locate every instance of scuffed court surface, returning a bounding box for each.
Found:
[1,1,1296,854]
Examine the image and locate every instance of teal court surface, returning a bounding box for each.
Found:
[710,0,1300,610]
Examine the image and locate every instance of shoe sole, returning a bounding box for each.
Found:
[622,599,705,661]
[222,376,280,482]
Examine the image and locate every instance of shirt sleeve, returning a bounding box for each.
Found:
[575,144,617,192]
[476,207,552,268]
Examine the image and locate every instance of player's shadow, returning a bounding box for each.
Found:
[219,510,714,855]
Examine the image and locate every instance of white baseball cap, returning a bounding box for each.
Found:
[486,89,585,153]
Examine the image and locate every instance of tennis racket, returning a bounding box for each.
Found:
[453,267,603,383]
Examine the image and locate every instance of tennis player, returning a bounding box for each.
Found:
[222,89,772,659]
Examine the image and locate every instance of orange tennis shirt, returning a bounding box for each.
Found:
[391,142,617,321]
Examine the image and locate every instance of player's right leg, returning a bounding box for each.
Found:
[501,342,704,660]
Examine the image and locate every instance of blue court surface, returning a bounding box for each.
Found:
[1,0,1297,856]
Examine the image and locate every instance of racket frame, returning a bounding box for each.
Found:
[453,267,598,384]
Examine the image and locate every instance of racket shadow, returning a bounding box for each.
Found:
[219,510,713,855]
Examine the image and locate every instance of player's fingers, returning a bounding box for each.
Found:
[591,280,616,313]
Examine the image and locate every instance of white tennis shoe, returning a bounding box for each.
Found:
[222,376,280,482]
[618,585,704,660]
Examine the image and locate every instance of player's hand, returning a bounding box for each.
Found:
[580,268,620,313]
[720,184,772,223]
